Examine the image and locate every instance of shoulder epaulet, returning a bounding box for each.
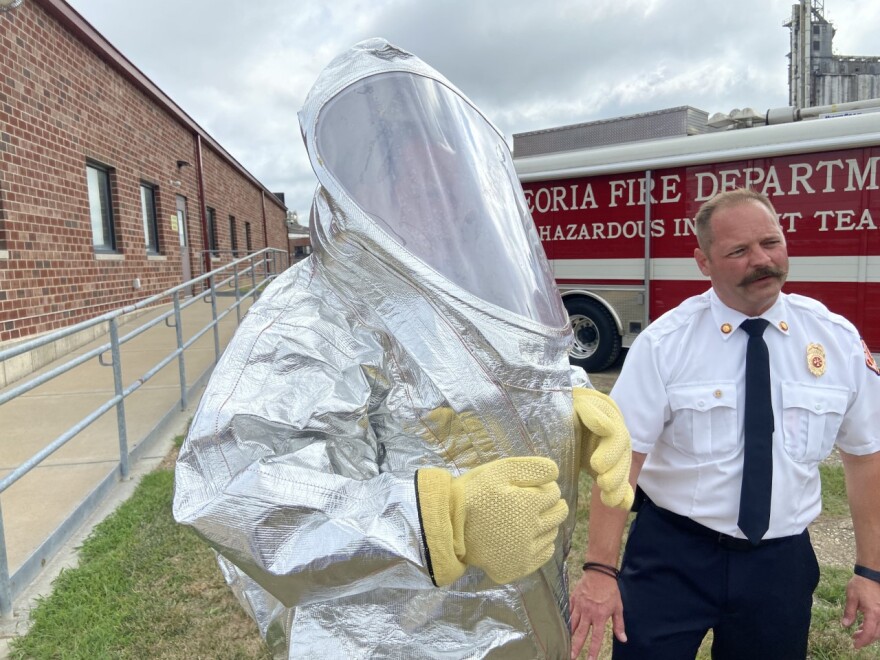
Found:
[786,293,858,335]
[643,291,711,340]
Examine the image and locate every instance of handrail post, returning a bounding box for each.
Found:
[0,264,275,610]
[209,274,220,362]
[109,318,130,479]
[173,291,188,410]
[233,266,241,325]
[0,503,12,618]
[250,254,257,296]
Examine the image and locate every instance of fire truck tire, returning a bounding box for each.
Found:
[564,297,622,373]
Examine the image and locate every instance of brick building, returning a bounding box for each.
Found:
[0,0,289,343]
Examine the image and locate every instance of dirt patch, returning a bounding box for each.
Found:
[809,516,855,567]
[158,445,180,471]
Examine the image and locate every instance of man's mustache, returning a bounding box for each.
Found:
[740,266,786,286]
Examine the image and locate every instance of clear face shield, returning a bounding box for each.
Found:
[315,71,567,328]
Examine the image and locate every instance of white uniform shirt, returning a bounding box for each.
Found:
[612,289,880,539]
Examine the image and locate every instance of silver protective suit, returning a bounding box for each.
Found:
[173,38,588,658]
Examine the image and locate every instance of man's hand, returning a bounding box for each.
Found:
[569,570,626,660]
[842,575,880,649]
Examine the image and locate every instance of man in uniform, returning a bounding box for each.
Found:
[173,39,632,658]
[569,188,880,659]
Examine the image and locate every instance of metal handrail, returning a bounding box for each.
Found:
[0,248,289,618]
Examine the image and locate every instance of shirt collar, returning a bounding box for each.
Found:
[708,289,791,341]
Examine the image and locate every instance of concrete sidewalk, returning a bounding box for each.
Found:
[0,290,255,652]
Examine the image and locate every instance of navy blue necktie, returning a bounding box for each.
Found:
[738,318,773,545]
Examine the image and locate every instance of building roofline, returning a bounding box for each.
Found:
[34,0,287,212]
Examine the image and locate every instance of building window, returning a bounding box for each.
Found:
[206,207,218,257]
[0,191,7,252]
[86,162,116,252]
[140,182,160,254]
[229,215,238,256]
[244,221,252,253]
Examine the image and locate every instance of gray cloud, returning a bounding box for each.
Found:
[67,0,875,216]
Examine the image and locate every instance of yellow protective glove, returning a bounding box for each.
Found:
[416,457,568,587]
[573,387,634,510]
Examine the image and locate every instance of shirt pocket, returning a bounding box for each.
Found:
[781,382,849,463]
[667,382,738,459]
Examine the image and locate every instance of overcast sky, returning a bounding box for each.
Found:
[65,0,878,217]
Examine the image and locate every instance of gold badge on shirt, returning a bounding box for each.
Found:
[807,343,826,377]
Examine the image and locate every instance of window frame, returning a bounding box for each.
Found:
[229,215,238,257]
[140,181,160,254]
[244,220,252,253]
[206,206,218,258]
[86,160,117,253]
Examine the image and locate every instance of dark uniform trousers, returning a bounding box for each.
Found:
[612,496,820,659]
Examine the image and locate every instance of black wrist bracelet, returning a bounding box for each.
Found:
[854,564,880,584]
[582,561,620,579]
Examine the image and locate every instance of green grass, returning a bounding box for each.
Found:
[821,462,850,516]
[8,442,272,660]
[809,464,879,659]
[8,450,878,658]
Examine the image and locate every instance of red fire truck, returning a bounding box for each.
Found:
[514,106,880,371]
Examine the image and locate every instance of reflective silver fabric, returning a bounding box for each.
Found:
[173,38,585,659]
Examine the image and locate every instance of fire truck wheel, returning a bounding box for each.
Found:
[564,297,622,373]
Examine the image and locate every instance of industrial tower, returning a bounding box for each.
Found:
[787,0,880,108]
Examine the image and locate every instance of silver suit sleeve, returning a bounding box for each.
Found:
[173,272,431,608]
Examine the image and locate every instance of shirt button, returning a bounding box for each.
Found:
[713,390,722,398]
[698,400,705,408]
[815,403,822,411]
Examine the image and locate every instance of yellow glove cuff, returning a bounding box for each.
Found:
[416,468,467,587]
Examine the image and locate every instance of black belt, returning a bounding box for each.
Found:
[640,493,798,551]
